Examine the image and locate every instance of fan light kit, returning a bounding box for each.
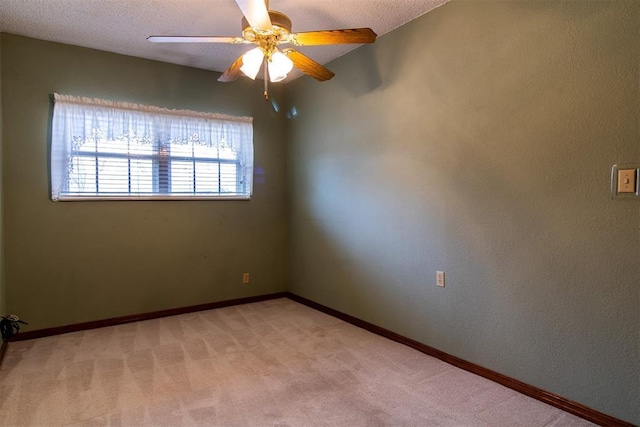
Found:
[148,0,377,100]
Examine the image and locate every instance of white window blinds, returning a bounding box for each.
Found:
[51,94,253,201]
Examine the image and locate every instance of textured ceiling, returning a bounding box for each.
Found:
[0,0,448,80]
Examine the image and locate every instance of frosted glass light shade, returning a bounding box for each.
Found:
[240,47,264,80]
[268,51,294,82]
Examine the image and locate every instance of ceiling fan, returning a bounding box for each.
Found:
[148,0,377,100]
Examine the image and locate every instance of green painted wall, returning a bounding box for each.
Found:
[0,33,4,315]
[1,34,288,330]
[287,1,639,424]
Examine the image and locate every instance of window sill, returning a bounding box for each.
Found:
[52,195,252,202]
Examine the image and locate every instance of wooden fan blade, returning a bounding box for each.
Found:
[235,0,272,31]
[288,28,377,46]
[218,55,245,82]
[147,36,247,44]
[284,49,334,82]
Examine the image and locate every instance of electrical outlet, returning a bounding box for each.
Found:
[242,273,250,284]
[436,271,445,288]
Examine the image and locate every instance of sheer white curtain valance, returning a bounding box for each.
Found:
[51,94,254,200]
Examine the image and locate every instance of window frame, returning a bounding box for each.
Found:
[50,94,253,201]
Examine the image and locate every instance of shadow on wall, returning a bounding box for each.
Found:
[334,44,382,97]
[332,5,453,97]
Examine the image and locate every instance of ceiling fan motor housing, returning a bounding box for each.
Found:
[242,11,292,44]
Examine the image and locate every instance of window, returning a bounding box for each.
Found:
[51,94,253,200]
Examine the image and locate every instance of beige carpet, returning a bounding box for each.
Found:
[0,298,593,426]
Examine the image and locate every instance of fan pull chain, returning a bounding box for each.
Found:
[263,58,269,101]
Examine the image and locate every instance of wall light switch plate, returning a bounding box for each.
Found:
[617,169,636,193]
[436,271,445,288]
[611,164,640,200]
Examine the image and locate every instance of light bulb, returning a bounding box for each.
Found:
[268,51,294,83]
[240,47,264,80]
